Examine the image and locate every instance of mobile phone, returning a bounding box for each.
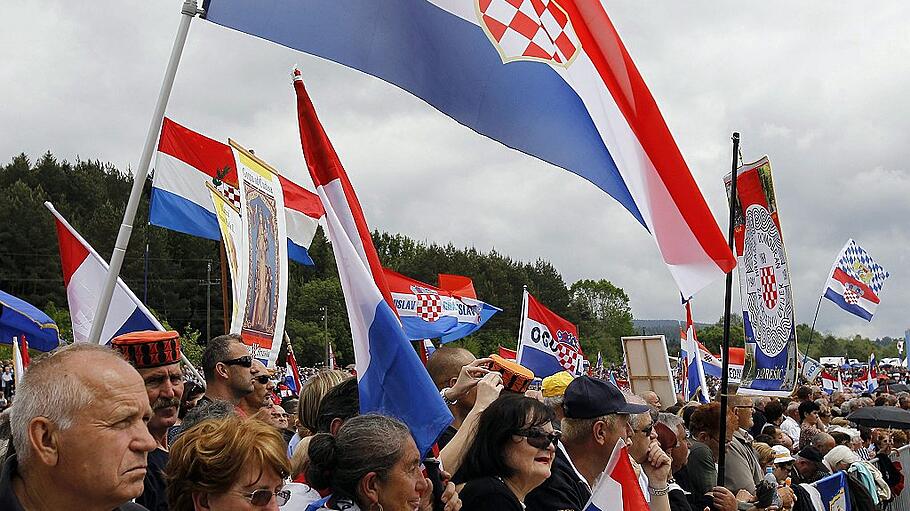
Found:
[423,458,445,511]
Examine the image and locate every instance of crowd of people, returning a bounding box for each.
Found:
[0,333,907,511]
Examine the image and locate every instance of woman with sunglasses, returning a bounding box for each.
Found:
[166,415,292,510]
[304,413,461,511]
[457,394,558,511]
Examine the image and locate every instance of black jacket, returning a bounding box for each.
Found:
[525,445,591,511]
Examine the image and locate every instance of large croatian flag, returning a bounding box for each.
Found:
[46,202,165,344]
[823,239,889,322]
[151,118,324,265]
[516,289,585,378]
[294,70,452,455]
[201,0,735,299]
[384,268,500,343]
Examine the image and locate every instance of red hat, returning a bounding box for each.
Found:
[112,330,182,369]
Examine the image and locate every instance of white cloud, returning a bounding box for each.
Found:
[3,0,908,342]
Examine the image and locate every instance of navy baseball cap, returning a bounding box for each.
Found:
[563,376,650,418]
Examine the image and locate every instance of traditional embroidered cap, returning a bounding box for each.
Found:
[541,371,574,398]
[112,330,182,369]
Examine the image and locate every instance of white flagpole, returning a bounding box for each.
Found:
[515,286,528,363]
[88,0,201,344]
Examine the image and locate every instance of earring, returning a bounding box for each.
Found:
[372,503,384,511]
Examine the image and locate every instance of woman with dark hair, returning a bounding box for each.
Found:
[457,394,558,511]
[303,414,460,511]
[797,400,821,451]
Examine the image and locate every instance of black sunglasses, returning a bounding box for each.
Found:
[254,375,271,384]
[636,423,654,435]
[515,428,561,449]
[221,355,253,368]
[238,488,291,506]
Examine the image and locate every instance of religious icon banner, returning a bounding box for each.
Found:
[232,140,289,368]
[724,156,798,396]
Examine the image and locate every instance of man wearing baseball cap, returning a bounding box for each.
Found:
[112,330,185,511]
[526,376,672,511]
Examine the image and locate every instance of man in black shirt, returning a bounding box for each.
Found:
[526,376,651,511]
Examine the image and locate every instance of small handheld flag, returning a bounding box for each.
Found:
[680,302,710,403]
[823,239,889,322]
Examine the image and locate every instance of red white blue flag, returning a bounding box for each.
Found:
[385,268,500,343]
[823,239,889,322]
[517,289,585,378]
[294,70,452,456]
[201,0,735,299]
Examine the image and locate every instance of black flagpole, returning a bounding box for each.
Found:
[717,132,740,486]
[799,295,824,375]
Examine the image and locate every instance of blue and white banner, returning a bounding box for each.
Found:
[809,471,849,511]
[384,268,500,343]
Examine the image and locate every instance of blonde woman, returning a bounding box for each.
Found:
[166,416,291,510]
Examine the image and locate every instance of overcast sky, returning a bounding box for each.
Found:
[3,1,908,342]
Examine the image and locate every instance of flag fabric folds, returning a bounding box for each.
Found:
[809,471,850,511]
[583,439,649,511]
[679,302,709,403]
[151,117,324,265]
[285,340,303,394]
[823,239,889,322]
[294,69,452,456]
[867,353,878,393]
[46,202,166,344]
[517,289,585,378]
[0,289,59,352]
[384,268,500,343]
[201,0,735,299]
[12,337,28,385]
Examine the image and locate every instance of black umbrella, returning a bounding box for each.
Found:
[847,406,910,429]
[876,383,910,394]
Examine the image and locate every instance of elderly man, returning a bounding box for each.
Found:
[725,396,762,496]
[526,376,672,511]
[3,343,156,510]
[641,390,662,412]
[627,403,667,504]
[199,333,261,408]
[239,359,273,416]
[792,446,830,484]
[112,330,186,511]
[780,401,801,447]
[811,432,836,455]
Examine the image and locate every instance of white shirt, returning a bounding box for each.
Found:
[780,416,801,447]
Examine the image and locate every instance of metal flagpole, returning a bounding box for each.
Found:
[717,132,740,486]
[88,0,202,344]
[799,295,824,370]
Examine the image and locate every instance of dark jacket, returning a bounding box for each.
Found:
[0,455,149,511]
[526,444,591,511]
[460,477,523,511]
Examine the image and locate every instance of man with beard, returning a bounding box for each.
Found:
[112,330,186,511]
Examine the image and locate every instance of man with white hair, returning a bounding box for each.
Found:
[780,401,801,447]
[2,343,156,510]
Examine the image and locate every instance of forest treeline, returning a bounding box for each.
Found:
[0,153,899,366]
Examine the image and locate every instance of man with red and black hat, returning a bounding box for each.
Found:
[112,330,185,511]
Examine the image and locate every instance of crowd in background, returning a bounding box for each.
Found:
[1,335,908,511]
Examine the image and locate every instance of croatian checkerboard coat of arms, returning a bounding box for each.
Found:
[476,0,581,68]
[726,156,798,396]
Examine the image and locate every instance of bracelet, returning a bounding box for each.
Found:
[440,387,457,405]
[648,485,670,496]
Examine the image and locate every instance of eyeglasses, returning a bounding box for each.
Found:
[221,355,253,368]
[733,405,755,411]
[254,375,272,384]
[237,488,291,507]
[635,423,654,435]
[515,428,561,449]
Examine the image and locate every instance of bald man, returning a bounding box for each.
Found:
[4,343,155,510]
[426,347,490,448]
